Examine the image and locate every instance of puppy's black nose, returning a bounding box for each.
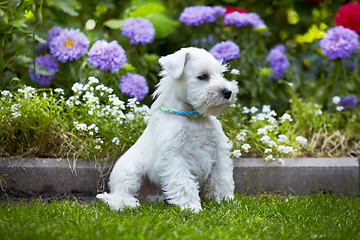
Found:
[222,89,232,100]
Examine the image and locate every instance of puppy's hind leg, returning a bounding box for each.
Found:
[96,156,142,211]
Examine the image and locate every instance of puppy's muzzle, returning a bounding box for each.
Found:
[222,89,232,100]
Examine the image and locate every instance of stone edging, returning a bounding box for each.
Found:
[0,157,359,199]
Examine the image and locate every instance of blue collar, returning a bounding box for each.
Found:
[159,105,200,117]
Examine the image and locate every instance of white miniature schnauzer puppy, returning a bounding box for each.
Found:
[97,47,238,212]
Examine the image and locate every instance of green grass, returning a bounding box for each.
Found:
[0,194,359,240]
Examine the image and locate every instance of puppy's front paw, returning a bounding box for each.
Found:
[215,194,234,204]
[180,203,202,213]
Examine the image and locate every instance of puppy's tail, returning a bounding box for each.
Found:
[96,192,140,211]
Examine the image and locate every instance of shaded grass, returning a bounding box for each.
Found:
[0,194,359,240]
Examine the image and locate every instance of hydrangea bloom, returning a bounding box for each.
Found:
[179,6,217,26]
[29,54,58,85]
[335,2,360,35]
[212,6,226,16]
[267,44,289,80]
[121,17,155,45]
[224,12,265,28]
[210,41,240,62]
[119,73,149,100]
[337,96,358,110]
[37,26,64,53]
[49,28,90,62]
[88,40,127,72]
[319,26,359,60]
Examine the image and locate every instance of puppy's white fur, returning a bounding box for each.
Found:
[97,47,238,212]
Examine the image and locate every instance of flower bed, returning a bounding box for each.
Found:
[1,1,359,161]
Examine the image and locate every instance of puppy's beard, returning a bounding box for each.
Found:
[193,90,235,116]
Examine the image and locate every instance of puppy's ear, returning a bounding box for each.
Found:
[159,49,190,79]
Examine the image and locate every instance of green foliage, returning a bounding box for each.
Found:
[0,194,359,239]
[1,0,359,159]
[0,77,149,160]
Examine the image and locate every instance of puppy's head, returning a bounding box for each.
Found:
[156,47,238,116]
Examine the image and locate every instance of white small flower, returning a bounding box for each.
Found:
[231,150,242,158]
[241,144,251,153]
[242,107,250,114]
[262,105,271,113]
[295,136,308,145]
[268,140,277,148]
[250,107,258,114]
[72,83,84,93]
[332,96,341,105]
[315,109,323,115]
[54,88,65,95]
[277,145,295,154]
[265,155,275,162]
[11,112,21,118]
[280,113,293,122]
[277,158,285,165]
[88,76,99,84]
[257,127,268,135]
[267,117,277,125]
[336,106,344,111]
[75,123,87,131]
[260,135,271,143]
[277,134,289,143]
[126,112,135,121]
[264,148,272,154]
[95,145,101,150]
[230,69,240,75]
[287,82,294,87]
[112,137,120,146]
[236,130,247,141]
[267,110,277,117]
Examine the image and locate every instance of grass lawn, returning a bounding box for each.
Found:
[0,194,359,240]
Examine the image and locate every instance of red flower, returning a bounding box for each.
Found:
[335,2,360,35]
[224,6,247,16]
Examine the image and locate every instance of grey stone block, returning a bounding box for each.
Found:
[1,158,359,198]
[233,158,359,196]
[0,158,111,196]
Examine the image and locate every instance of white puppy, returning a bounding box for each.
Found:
[96,47,238,212]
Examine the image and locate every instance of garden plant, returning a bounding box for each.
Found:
[1,0,360,239]
[1,0,359,162]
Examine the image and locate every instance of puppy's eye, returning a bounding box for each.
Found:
[197,73,209,81]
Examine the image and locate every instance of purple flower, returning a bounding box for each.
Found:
[267,44,289,81]
[338,96,358,110]
[224,12,265,28]
[212,6,226,16]
[210,41,240,62]
[49,28,90,62]
[88,40,127,72]
[47,26,63,43]
[119,73,149,100]
[37,26,64,54]
[179,6,217,26]
[320,26,359,60]
[121,17,155,45]
[29,54,58,85]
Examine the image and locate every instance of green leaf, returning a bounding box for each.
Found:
[129,3,165,17]
[29,65,56,76]
[103,19,124,29]
[47,0,81,16]
[9,19,27,28]
[147,13,179,39]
